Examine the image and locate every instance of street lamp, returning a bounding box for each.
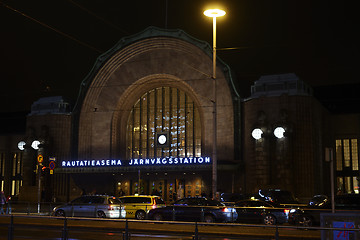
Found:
[252,128,263,140]
[274,127,285,139]
[18,139,43,213]
[204,8,226,199]
[203,9,226,79]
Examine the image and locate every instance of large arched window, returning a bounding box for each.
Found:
[127,87,201,159]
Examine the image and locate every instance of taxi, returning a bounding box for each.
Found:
[118,194,166,220]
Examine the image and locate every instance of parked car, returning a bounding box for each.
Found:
[308,194,360,210]
[53,195,124,218]
[118,195,165,220]
[288,194,360,226]
[234,199,291,225]
[256,189,305,208]
[220,192,247,205]
[147,197,238,223]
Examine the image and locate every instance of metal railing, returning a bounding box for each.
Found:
[3,201,60,216]
[3,202,360,240]
[2,214,360,240]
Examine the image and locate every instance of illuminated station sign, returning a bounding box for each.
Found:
[61,156,211,168]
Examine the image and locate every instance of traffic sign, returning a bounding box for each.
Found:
[49,161,56,170]
[37,154,43,163]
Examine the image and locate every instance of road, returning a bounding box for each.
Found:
[0,214,321,240]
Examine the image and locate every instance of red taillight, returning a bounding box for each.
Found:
[222,207,229,212]
[284,209,290,215]
[108,205,114,210]
[152,204,156,209]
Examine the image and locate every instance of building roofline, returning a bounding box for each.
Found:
[73,26,239,113]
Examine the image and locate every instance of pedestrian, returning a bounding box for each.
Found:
[0,191,6,214]
[6,195,12,214]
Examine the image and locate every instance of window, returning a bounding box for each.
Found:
[343,140,350,167]
[11,153,23,196]
[71,197,86,204]
[335,140,343,171]
[0,153,4,192]
[127,87,201,159]
[91,196,105,204]
[351,139,358,170]
[154,197,165,205]
[108,197,121,204]
[174,198,188,205]
[335,138,359,194]
[353,177,359,193]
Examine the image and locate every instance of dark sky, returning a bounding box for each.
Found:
[1,0,359,113]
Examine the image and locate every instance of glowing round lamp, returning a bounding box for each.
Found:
[274,127,285,139]
[158,134,167,145]
[18,141,26,150]
[31,140,41,150]
[204,9,226,18]
[156,132,169,147]
[252,128,263,140]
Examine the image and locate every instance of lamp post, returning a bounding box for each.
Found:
[18,139,43,214]
[204,8,226,199]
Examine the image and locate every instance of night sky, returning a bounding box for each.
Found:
[1,0,359,116]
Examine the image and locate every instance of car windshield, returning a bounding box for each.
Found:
[108,197,121,204]
[154,197,165,205]
[309,195,328,206]
[259,190,298,203]
[173,199,188,205]
[220,193,245,202]
[206,199,224,206]
[308,194,360,209]
[272,191,297,203]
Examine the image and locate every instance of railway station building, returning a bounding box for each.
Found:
[1,27,359,203]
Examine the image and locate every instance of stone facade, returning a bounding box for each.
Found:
[76,33,238,163]
[15,97,81,202]
[67,28,241,200]
[242,74,332,200]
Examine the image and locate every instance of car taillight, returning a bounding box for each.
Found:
[222,207,229,212]
[284,209,290,215]
[152,204,156,209]
[108,205,115,210]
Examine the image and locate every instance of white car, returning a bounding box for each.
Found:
[53,195,125,218]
